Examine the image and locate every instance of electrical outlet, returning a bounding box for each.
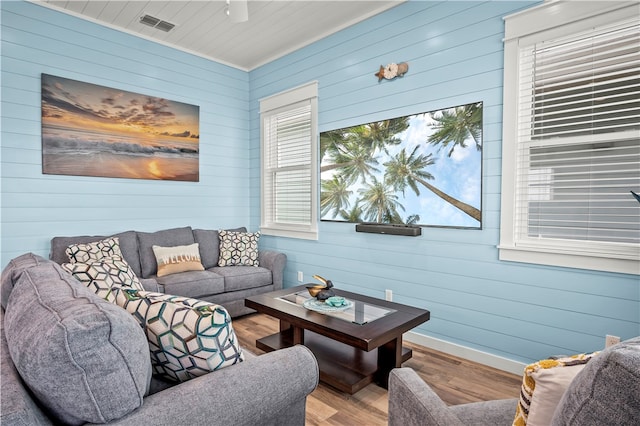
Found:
[605,335,620,348]
[297,271,303,282]
[385,289,393,301]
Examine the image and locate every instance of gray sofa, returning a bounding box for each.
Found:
[1,253,319,425]
[388,337,640,426]
[49,226,286,317]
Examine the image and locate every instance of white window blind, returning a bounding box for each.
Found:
[260,82,318,240]
[264,103,312,224]
[515,19,640,255]
[499,1,640,274]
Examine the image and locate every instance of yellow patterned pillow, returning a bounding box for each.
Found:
[513,352,599,426]
[152,243,204,277]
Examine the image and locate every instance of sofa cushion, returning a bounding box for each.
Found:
[156,270,225,299]
[210,266,272,292]
[139,277,164,293]
[218,230,260,266]
[193,227,247,269]
[551,338,640,426]
[50,231,142,277]
[513,351,598,426]
[152,243,205,277]
[452,398,518,425]
[65,237,123,263]
[193,229,219,269]
[2,256,151,425]
[112,288,244,383]
[62,257,144,302]
[137,226,195,278]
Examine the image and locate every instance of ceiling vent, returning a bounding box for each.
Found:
[139,14,175,32]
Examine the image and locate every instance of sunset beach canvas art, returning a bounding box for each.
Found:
[42,74,200,181]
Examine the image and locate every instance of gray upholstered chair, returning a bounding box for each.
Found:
[388,337,640,426]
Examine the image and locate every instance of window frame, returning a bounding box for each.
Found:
[260,81,319,240]
[499,1,639,275]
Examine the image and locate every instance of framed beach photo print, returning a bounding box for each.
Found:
[41,74,200,181]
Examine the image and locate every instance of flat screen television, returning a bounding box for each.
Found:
[320,101,482,229]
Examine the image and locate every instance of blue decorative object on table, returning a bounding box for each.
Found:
[325,296,347,307]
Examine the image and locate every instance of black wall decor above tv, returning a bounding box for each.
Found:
[320,102,482,229]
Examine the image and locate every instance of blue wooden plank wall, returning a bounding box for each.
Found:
[249,0,640,365]
[1,0,638,368]
[1,1,251,263]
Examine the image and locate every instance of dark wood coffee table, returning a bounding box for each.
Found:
[245,285,430,394]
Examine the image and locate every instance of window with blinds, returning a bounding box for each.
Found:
[260,82,318,240]
[515,19,640,249]
[500,2,640,274]
[264,103,312,224]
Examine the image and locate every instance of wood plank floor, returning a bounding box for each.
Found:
[233,313,522,426]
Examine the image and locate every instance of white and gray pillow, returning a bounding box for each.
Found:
[65,237,124,263]
[112,288,244,383]
[62,257,144,302]
[218,230,260,266]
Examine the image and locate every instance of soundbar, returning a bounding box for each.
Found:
[355,222,422,236]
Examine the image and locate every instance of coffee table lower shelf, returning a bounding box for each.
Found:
[256,328,412,394]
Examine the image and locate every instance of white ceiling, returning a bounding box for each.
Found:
[33,0,404,71]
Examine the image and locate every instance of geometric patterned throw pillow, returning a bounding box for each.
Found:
[513,351,599,426]
[62,257,144,302]
[65,237,124,264]
[112,288,244,382]
[218,230,260,266]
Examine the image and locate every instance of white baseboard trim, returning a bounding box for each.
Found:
[404,331,527,376]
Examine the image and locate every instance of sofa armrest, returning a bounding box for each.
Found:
[259,250,287,290]
[389,368,464,426]
[102,345,318,426]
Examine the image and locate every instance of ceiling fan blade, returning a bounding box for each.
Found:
[228,0,249,23]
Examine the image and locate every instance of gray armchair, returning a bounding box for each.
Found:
[388,337,640,426]
[388,368,516,426]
